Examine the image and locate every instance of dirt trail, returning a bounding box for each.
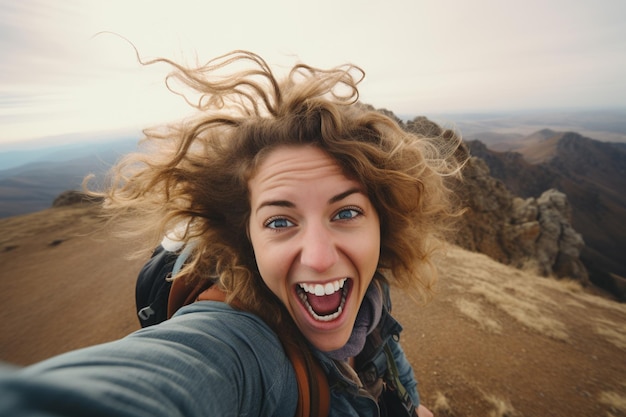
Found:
[1,205,625,416]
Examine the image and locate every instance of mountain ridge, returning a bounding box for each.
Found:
[0,141,138,218]
[467,131,626,299]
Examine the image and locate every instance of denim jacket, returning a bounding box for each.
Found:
[0,300,419,416]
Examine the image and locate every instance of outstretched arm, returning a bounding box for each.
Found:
[0,303,297,417]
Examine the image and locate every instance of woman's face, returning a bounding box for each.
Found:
[248,145,381,352]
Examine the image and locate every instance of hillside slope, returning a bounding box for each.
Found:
[0,205,625,417]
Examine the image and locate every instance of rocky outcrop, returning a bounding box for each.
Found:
[510,190,587,280]
[52,190,103,208]
[453,153,588,283]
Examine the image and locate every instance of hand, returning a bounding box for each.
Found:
[416,404,433,417]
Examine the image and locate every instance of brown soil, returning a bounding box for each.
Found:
[0,205,142,363]
[1,205,625,417]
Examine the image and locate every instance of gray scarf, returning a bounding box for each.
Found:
[326,282,383,361]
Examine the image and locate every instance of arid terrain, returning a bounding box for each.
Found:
[1,204,625,417]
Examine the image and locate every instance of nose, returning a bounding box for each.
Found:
[299,223,339,273]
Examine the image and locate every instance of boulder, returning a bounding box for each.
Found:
[52,190,103,208]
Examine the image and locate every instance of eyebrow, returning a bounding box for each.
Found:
[328,187,362,204]
[255,187,364,214]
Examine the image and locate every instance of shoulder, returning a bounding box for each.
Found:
[160,301,292,371]
[168,300,280,340]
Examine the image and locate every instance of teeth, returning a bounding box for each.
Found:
[297,283,348,322]
[299,278,347,296]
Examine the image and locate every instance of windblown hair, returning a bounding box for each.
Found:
[98,50,464,329]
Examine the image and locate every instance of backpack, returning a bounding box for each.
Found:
[135,245,330,417]
[135,245,176,327]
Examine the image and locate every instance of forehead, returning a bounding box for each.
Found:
[249,145,358,197]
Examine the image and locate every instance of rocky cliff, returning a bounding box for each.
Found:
[466,133,626,300]
[454,155,588,282]
[402,116,590,284]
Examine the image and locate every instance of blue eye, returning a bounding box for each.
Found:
[265,217,295,229]
[334,208,361,221]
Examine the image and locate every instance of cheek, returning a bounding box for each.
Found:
[363,240,381,278]
[360,224,381,273]
[344,232,380,292]
[251,239,291,298]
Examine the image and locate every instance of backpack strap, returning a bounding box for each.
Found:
[283,339,330,417]
[166,276,213,319]
[168,279,330,417]
[382,343,416,416]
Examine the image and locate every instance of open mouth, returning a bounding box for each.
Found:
[296,278,351,322]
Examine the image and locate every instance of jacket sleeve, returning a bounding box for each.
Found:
[388,335,421,407]
[0,302,298,417]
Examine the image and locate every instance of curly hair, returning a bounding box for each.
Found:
[98,50,464,328]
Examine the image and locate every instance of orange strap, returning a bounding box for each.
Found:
[168,278,330,417]
[282,339,331,417]
[167,277,213,319]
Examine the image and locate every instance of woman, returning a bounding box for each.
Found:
[0,51,463,416]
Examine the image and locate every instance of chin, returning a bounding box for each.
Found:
[304,323,355,353]
[310,338,348,353]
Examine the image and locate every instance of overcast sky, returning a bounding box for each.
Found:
[1,0,625,146]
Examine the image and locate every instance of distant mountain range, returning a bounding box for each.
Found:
[438,108,626,144]
[467,130,626,296]
[0,137,139,218]
[1,116,625,299]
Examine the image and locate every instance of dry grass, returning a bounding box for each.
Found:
[554,279,585,294]
[484,394,517,417]
[455,298,502,334]
[599,390,626,415]
[440,247,626,346]
[429,390,518,417]
[593,318,626,350]
[432,391,453,416]
[468,278,569,340]
[571,289,626,314]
